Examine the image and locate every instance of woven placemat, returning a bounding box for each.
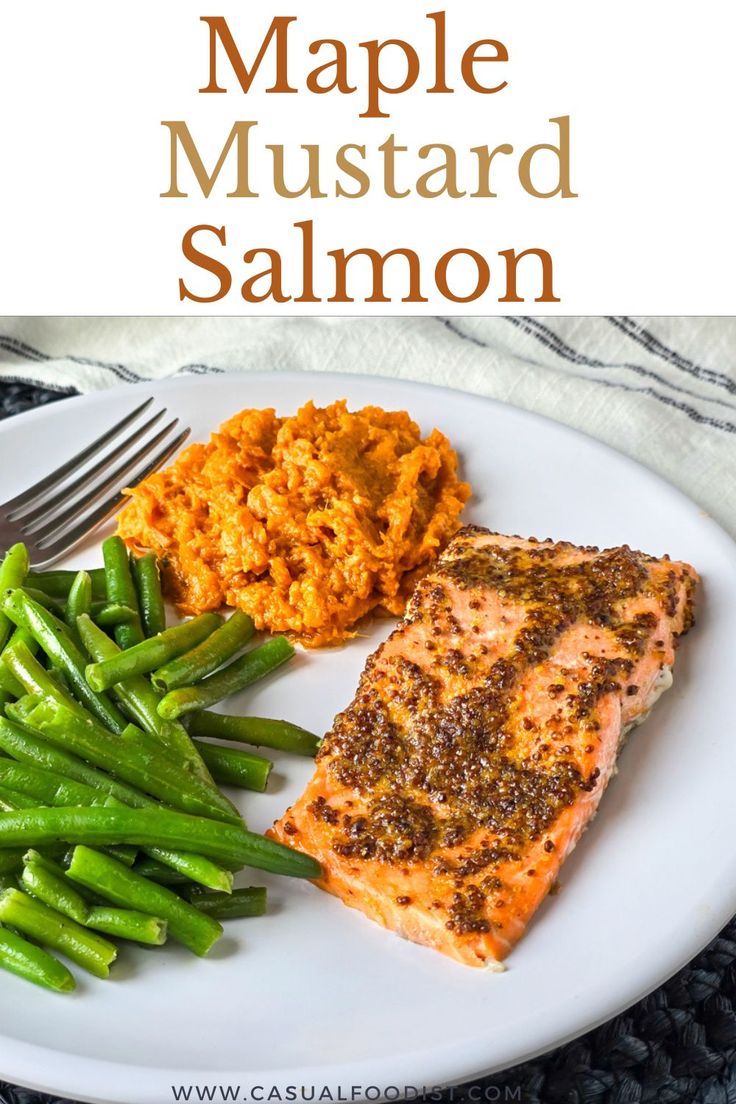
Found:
[0,384,733,1104]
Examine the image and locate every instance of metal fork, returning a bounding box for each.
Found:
[0,398,190,567]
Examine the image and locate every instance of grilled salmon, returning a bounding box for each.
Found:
[270,527,698,968]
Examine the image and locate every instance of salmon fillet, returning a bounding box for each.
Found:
[270,527,698,968]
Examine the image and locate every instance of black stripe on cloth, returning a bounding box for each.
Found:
[441,317,736,416]
[66,355,144,385]
[609,316,736,397]
[437,317,491,350]
[176,364,226,375]
[505,316,736,435]
[0,333,143,384]
[509,317,736,414]
[0,334,51,363]
[505,315,736,417]
[0,334,227,385]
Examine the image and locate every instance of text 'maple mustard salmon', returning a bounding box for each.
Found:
[270,526,698,968]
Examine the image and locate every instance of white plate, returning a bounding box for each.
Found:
[0,372,734,1104]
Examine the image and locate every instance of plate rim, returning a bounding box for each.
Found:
[0,368,734,1104]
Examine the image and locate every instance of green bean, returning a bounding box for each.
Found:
[29,568,106,601]
[0,545,29,651]
[137,849,231,892]
[0,759,108,810]
[187,886,267,921]
[18,697,240,825]
[187,712,320,757]
[76,614,216,786]
[16,850,165,945]
[23,850,74,889]
[47,667,72,694]
[87,906,168,945]
[20,852,128,922]
[93,603,137,626]
[7,626,40,658]
[0,849,25,875]
[22,849,69,878]
[152,611,255,692]
[0,762,136,865]
[0,666,23,698]
[0,887,116,978]
[0,921,75,992]
[0,626,40,701]
[21,859,90,924]
[5,688,211,830]
[119,722,180,763]
[0,783,43,812]
[131,857,190,884]
[5,696,38,728]
[86,613,224,692]
[158,637,295,721]
[8,596,75,644]
[97,844,138,867]
[64,571,92,637]
[68,846,221,956]
[193,741,272,792]
[130,552,166,638]
[2,638,78,710]
[0,715,152,807]
[0,718,233,893]
[23,588,66,615]
[102,535,146,649]
[0,806,321,878]
[2,589,127,734]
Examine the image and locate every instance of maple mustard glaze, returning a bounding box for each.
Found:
[295,528,697,939]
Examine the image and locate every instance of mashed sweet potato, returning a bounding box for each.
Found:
[117,400,470,646]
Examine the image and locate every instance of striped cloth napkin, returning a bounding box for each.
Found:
[0,315,734,539]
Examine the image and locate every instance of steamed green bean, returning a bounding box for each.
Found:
[65,571,92,635]
[17,697,240,824]
[2,638,79,711]
[193,741,272,792]
[0,784,38,812]
[93,603,137,627]
[0,806,321,877]
[152,610,254,692]
[0,545,29,651]
[68,846,221,956]
[102,536,145,649]
[187,712,320,757]
[188,885,267,921]
[131,552,166,637]
[21,859,90,925]
[0,718,233,892]
[0,887,116,979]
[86,906,168,946]
[77,614,216,784]
[29,568,106,601]
[85,613,224,692]
[0,921,75,992]
[158,637,295,721]
[2,588,127,734]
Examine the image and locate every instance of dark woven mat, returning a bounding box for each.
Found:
[1,383,734,1104]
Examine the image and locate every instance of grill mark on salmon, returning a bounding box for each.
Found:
[270,526,698,967]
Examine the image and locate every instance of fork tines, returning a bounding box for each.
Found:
[0,398,189,568]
